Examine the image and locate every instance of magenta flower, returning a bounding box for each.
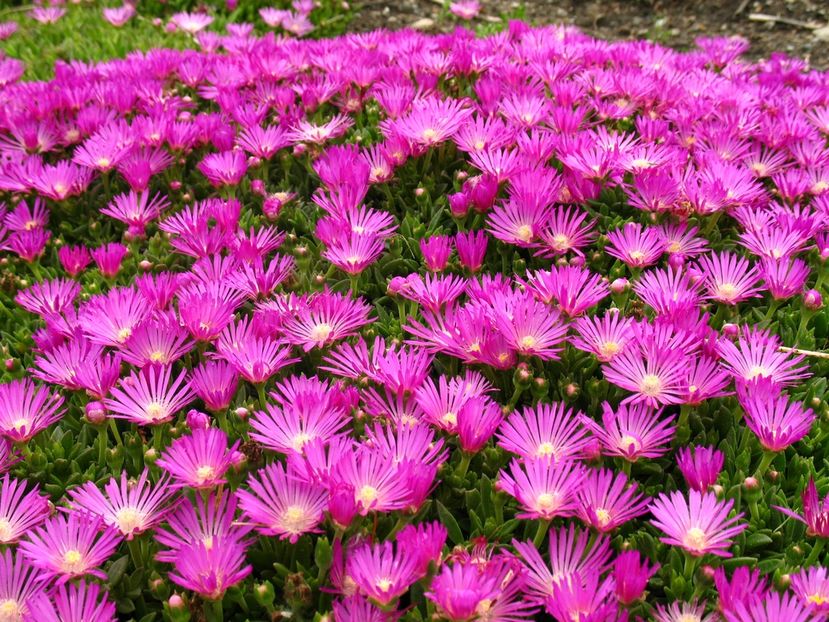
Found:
[654,601,718,622]
[649,490,747,557]
[396,521,447,575]
[741,391,815,452]
[575,468,649,532]
[419,235,452,272]
[237,462,327,542]
[454,230,488,273]
[570,311,635,362]
[332,447,411,515]
[91,242,128,279]
[67,470,175,540]
[102,4,136,27]
[497,457,583,521]
[791,566,829,615]
[547,569,618,622]
[614,550,659,605]
[189,360,239,413]
[696,251,763,305]
[513,524,612,604]
[677,445,724,492]
[25,580,117,622]
[760,256,810,300]
[0,549,43,620]
[78,287,151,347]
[384,97,471,147]
[250,398,350,456]
[169,11,214,33]
[602,338,689,407]
[120,317,194,368]
[425,561,505,620]
[726,591,817,622]
[169,537,251,601]
[197,150,248,187]
[774,478,829,538]
[323,234,386,275]
[497,401,591,462]
[100,190,168,238]
[717,328,810,388]
[605,222,665,268]
[714,566,769,616]
[494,294,568,361]
[580,402,675,462]
[457,396,503,453]
[331,597,389,622]
[522,265,609,317]
[0,475,50,545]
[0,379,64,443]
[346,540,421,605]
[57,245,91,277]
[105,365,194,426]
[19,512,121,584]
[157,428,239,490]
[15,278,80,318]
[280,291,372,351]
[155,493,250,563]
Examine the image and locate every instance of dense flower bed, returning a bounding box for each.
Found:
[0,15,828,622]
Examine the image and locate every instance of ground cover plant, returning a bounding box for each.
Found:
[0,3,829,621]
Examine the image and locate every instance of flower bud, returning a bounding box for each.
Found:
[85,401,107,425]
[138,260,153,271]
[804,289,823,310]
[743,476,759,491]
[415,187,425,197]
[4,359,16,371]
[169,180,182,191]
[610,278,629,294]
[721,323,739,337]
[186,409,210,430]
[250,179,265,195]
[234,407,249,420]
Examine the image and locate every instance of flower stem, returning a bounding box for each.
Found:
[532,519,550,548]
[97,426,107,465]
[805,539,826,567]
[454,452,471,480]
[683,552,699,580]
[761,299,781,326]
[256,383,268,411]
[755,450,775,479]
[204,598,223,622]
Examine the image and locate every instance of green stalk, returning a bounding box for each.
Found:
[532,519,550,548]
[454,452,471,480]
[761,299,781,326]
[805,538,826,567]
[755,450,775,479]
[204,599,223,622]
[97,425,108,466]
[256,383,268,411]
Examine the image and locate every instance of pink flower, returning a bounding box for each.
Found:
[497,458,583,520]
[346,540,421,605]
[156,428,240,489]
[649,490,747,557]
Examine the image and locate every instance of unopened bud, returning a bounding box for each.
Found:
[743,476,759,491]
[139,260,153,271]
[721,323,739,337]
[85,401,107,425]
[610,278,629,294]
[234,407,249,420]
[804,289,823,310]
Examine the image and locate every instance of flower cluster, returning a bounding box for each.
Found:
[0,10,826,622]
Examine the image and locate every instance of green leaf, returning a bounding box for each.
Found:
[107,555,130,587]
[436,501,464,545]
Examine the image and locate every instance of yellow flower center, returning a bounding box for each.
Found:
[357,485,378,508]
[0,519,13,542]
[117,327,132,342]
[535,492,559,512]
[682,526,707,552]
[280,505,308,535]
[441,412,457,427]
[310,323,333,342]
[421,128,437,141]
[808,594,829,605]
[516,224,533,242]
[519,335,537,350]
[149,351,167,363]
[619,434,641,453]
[11,418,29,432]
[375,577,393,592]
[551,233,570,250]
[96,157,111,168]
[115,507,145,535]
[747,365,770,380]
[292,432,312,453]
[195,465,216,484]
[629,250,646,263]
[0,599,21,621]
[595,508,611,527]
[640,374,662,397]
[536,441,557,458]
[716,283,737,301]
[599,341,620,358]
[146,402,166,421]
[61,549,84,574]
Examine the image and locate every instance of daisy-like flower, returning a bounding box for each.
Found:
[169,537,251,601]
[419,235,452,272]
[602,339,689,407]
[456,396,503,453]
[497,402,592,462]
[791,566,829,615]
[741,391,815,452]
[66,470,175,540]
[649,490,747,557]
[513,524,612,604]
[614,550,660,606]
[29,8,65,25]
[346,540,422,605]
[100,190,169,239]
[0,379,64,443]
[25,580,117,622]
[0,475,50,544]
[384,97,472,147]
[156,428,239,490]
[677,445,724,492]
[682,356,732,405]
[249,398,350,456]
[497,458,583,520]
[696,251,763,305]
[91,242,128,279]
[332,447,411,515]
[425,561,506,620]
[288,115,353,145]
[575,468,650,532]
[547,569,618,622]
[454,230,488,273]
[189,360,239,413]
[15,279,80,317]
[654,600,718,622]
[714,566,769,615]
[281,291,372,351]
[323,234,386,275]
[605,222,665,268]
[78,287,151,347]
[105,366,194,426]
[449,0,481,19]
[570,312,635,362]
[197,150,248,187]
[331,597,389,622]
[487,198,550,248]
[494,294,568,360]
[760,256,810,300]
[774,478,829,538]
[102,5,136,27]
[237,463,328,543]
[726,591,817,622]
[155,493,250,563]
[580,401,675,462]
[119,316,194,368]
[19,512,121,584]
[717,328,809,389]
[0,549,43,622]
[536,206,597,258]
[57,245,91,277]
[522,265,609,317]
[170,11,214,33]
